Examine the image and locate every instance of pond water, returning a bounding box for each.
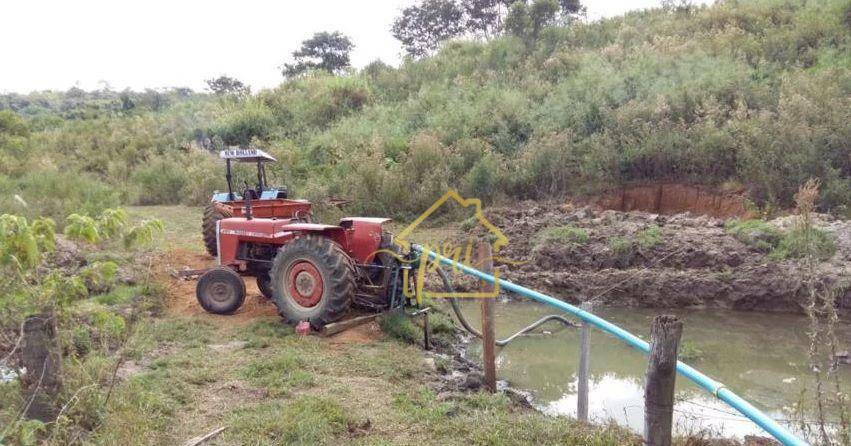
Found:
[456,300,851,439]
[1,364,18,383]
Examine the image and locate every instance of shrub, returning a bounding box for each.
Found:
[123,219,165,249]
[81,261,119,293]
[466,154,501,202]
[379,312,422,344]
[0,171,120,225]
[637,225,663,248]
[770,227,837,261]
[90,309,127,342]
[64,214,100,244]
[609,237,635,265]
[132,160,187,205]
[211,100,276,145]
[536,225,589,246]
[725,219,783,252]
[97,208,128,238]
[0,214,49,270]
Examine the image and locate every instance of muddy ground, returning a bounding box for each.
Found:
[469,203,851,313]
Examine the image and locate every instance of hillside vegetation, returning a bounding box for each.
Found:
[1,0,849,223]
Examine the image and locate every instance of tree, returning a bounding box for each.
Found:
[504,2,533,37]
[392,0,583,55]
[282,31,354,78]
[504,0,559,43]
[391,0,465,57]
[559,0,585,16]
[205,76,250,97]
[530,0,559,35]
[462,0,509,38]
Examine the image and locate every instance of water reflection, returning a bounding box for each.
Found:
[458,300,850,438]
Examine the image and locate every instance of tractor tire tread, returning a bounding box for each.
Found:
[270,235,355,329]
[202,204,224,257]
[196,267,246,314]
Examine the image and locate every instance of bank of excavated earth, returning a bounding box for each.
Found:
[470,203,851,313]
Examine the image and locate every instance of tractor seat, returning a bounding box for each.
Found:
[244,188,260,200]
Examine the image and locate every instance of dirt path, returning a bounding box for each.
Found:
[159,248,279,322]
[140,248,406,444]
[157,248,389,342]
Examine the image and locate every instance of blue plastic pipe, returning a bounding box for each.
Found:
[418,247,809,446]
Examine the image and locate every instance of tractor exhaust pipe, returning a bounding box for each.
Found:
[243,183,253,220]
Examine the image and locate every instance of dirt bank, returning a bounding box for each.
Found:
[476,203,850,313]
[589,183,753,218]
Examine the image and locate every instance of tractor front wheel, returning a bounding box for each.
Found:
[202,204,225,256]
[196,267,246,314]
[270,236,355,329]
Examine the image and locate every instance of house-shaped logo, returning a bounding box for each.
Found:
[394,189,507,300]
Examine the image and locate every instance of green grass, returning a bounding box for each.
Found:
[241,319,297,348]
[123,317,217,359]
[377,309,457,351]
[608,237,635,264]
[769,226,837,261]
[91,284,145,306]
[242,350,315,396]
[536,225,589,247]
[725,219,783,252]
[378,311,423,344]
[127,205,203,252]
[726,218,837,260]
[637,225,663,249]
[31,305,640,446]
[226,397,351,445]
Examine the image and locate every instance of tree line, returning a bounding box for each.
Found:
[206,0,585,92]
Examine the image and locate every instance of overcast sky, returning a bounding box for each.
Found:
[1,0,711,94]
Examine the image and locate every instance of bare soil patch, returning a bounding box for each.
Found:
[477,202,850,312]
[589,183,753,218]
[156,248,279,323]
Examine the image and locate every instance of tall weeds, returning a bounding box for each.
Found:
[795,179,849,445]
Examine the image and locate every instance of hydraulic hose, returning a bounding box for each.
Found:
[437,267,578,347]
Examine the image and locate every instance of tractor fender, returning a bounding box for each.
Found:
[339,218,392,264]
[279,223,349,249]
[213,202,235,217]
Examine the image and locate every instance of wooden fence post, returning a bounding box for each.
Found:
[478,243,497,393]
[577,301,593,422]
[21,313,63,422]
[644,314,683,446]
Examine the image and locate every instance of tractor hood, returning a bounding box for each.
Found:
[217,216,391,265]
[219,217,298,239]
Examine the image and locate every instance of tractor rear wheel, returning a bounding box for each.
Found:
[270,236,355,329]
[256,272,274,299]
[202,204,225,256]
[196,267,246,314]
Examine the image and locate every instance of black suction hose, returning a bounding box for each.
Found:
[436,267,578,347]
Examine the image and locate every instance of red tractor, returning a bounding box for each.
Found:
[195,181,415,329]
[202,148,311,256]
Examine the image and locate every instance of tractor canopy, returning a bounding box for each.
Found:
[219,148,276,163]
[214,147,287,202]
